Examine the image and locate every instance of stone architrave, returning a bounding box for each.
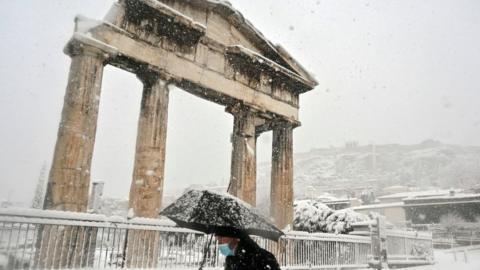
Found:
[270,122,294,229]
[228,106,257,206]
[129,74,170,218]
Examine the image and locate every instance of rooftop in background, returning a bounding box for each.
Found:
[377,189,465,203]
[403,193,480,206]
[351,202,404,211]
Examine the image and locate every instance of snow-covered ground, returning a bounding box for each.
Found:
[405,249,480,270]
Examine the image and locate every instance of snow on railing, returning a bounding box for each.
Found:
[0,207,371,269]
[357,220,435,268]
[385,231,434,265]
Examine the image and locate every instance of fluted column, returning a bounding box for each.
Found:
[129,73,169,218]
[44,44,107,212]
[228,106,257,206]
[270,122,294,229]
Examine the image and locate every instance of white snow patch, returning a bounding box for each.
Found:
[75,15,102,33]
[293,200,370,234]
[127,208,135,219]
[405,249,480,270]
[103,2,122,23]
[245,138,255,155]
[72,32,118,56]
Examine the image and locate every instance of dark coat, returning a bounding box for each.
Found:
[224,236,281,270]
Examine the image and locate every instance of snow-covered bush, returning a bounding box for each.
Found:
[293,200,333,232]
[293,200,370,234]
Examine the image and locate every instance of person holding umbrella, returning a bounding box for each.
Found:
[217,233,280,270]
[160,189,284,270]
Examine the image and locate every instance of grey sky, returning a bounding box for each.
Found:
[0,0,479,203]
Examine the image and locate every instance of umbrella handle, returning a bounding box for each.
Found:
[199,234,214,270]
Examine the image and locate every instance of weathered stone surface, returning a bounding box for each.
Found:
[44,47,106,212]
[130,75,169,218]
[228,106,257,206]
[86,22,301,120]
[270,123,294,229]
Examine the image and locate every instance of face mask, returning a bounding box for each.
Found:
[218,243,234,256]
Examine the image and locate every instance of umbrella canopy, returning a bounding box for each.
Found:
[160,189,284,241]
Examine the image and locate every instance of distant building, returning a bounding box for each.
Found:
[381,185,410,196]
[315,178,381,199]
[403,193,480,224]
[89,181,104,213]
[324,198,362,210]
[0,199,11,208]
[352,190,480,227]
[377,189,463,204]
[345,141,359,149]
[351,202,406,226]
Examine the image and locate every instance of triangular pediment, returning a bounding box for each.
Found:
[128,0,317,87]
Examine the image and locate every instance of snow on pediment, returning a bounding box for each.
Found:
[123,0,207,46]
[147,0,317,87]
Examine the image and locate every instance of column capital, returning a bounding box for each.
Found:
[136,67,173,87]
[64,34,117,61]
[271,118,301,129]
[136,70,162,87]
[225,103,260,117]
[255,118,300,135]
[228,103,257,138]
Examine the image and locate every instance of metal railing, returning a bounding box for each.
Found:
[411,223,480,248]
[270,232,371,269]
[352,220,434,268]
[384,229,434,266]
[0,208,371,269]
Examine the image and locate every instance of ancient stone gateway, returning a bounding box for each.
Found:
[44,0,316,229]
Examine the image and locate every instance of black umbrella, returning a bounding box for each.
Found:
[160,189,284,241]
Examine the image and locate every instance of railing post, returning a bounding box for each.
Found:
[463,250,469,263]
[336,240,340,269]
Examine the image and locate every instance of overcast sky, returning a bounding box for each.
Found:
[0,0,479,203]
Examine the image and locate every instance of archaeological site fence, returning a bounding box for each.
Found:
[383,229,434,267]
[0,208,436,269]
[352,220,434,268]
[0,208,371,270]
[412,223,480,248]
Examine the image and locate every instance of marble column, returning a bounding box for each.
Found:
[228,106,257,206]
[44,45,107,212]
[270,122,294,229]
[129,73,169,218]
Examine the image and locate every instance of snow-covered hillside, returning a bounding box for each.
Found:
[258,140,480,203]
